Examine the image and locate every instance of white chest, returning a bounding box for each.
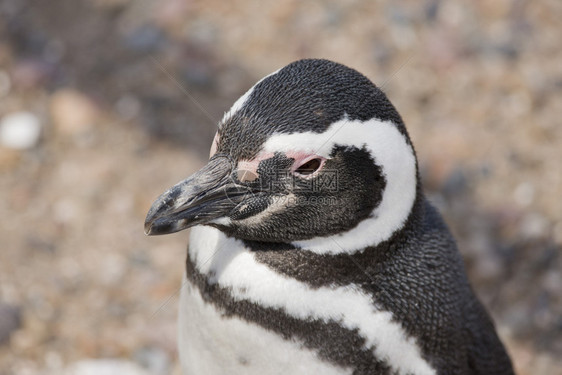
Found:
[177,279,348,375]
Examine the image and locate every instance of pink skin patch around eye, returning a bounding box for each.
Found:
[236,151,326,182]
[237,152,275,182]
[285,151,326,177]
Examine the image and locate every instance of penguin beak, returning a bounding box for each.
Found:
[144,156,248,235]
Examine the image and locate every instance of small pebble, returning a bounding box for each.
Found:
[520,213,549,239]
[0,111,42,150]
[64,359,151,375]
[133,346,171,375]
[514,182,535,207]
[0,302,22,345]
[50,89,99,137]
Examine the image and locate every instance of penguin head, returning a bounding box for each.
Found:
[145,59,419,253]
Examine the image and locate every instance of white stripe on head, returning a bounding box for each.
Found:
[221,68,282,124]
[261,117,417,254]
[189,226,436,375]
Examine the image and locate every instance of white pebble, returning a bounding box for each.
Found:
[513,182,535,207]
[0,111,41,149]
[64,359,151,375]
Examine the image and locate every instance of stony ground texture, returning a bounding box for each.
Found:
[0,0,561,374]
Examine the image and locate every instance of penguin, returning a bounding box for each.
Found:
[144,59,514,375]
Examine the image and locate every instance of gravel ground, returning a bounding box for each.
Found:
[0,1,561,374]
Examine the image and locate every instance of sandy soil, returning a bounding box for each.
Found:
[0,1,560,374]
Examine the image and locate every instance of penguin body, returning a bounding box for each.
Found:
[145,59,514,374]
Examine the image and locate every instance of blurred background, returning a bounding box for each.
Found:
[0,0,560,374]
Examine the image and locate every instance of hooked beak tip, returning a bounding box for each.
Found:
[144,221,153,236]
[144,204,162,235]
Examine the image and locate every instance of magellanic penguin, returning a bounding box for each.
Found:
[145,59,514,375]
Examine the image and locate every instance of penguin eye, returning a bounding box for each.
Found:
[294,158,323,176]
